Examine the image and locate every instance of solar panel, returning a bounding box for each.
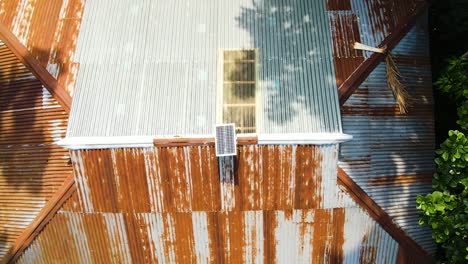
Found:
[215,124,237,157]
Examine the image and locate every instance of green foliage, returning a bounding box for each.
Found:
[417,131,468,263]
[457,103,468,131]
[417,54,468,263]
[434,57,468,102]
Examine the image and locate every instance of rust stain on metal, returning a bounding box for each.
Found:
[18,197,406,263]
[363,0,421,38]
[217,211,244,262]
[173,213,196,263]
[0,0,85,95]
[328,11,364,87]
[189,147,221,211]
[341,104,434,117]
[331,208,345,263]
[312,209,332,263]
[123,213,152,263]
[82,214,113,263]
[393,55,431,66]
[61,191,82,212]
[114,149,151,212]
[368,173,433,187]
[295,145,322,209]
[326,0,352,11]
[0,41,71,259]
[164,147,193,212]
[238,145,262,210]
[71,145,327,213]
[360,241,377,264]
[262,211,276,262]
[274,146,294,209]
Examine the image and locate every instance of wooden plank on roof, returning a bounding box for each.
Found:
[0,22,72,113]
[153,136,258,147]
[337,166,433,263]
[338,1,430,106]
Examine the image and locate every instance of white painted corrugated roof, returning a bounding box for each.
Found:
[67,0,341,137]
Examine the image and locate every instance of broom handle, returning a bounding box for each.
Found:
[353,42,385,54]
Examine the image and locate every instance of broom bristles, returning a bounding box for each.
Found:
[385,53,411,114]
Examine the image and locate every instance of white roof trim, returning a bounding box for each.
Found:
[57,133,352,150]
[258,133,353,145]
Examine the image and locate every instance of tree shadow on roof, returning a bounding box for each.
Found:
[235,0,338,131]
[0,44,54,257]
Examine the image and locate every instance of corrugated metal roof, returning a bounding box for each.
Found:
[17,208,400,263]
[0,0,84,96]
[68,145,341,213]
[349,0,423,58]
[1,0,438,261]
[67,0,342,137]
[338,15,436,253]
[328,10,364,87]
[0,40,72,258]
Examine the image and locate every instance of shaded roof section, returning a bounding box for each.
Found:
[0,1,84,260]
[337,15,436,253]
[67,0,342,137]
[0,0,84,96]
[0,40,72,260]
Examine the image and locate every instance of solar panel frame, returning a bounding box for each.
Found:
[215,124,237,156]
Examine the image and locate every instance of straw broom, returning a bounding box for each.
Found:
[354,42,411,114]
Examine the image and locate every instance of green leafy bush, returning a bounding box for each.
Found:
[457,103,468,131]
[417,55,468,263]
[434,57,468,102]
[417,131,468,263]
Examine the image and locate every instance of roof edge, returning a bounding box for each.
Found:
[2,174,76,264]
[337,167,434,263]
[57,133,353,149]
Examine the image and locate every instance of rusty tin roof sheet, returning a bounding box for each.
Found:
[0,40,72,258]
[18,145,401,263]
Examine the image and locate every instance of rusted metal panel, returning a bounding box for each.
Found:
[328,11,364,87]
[69,145,339,213]
[16,141,406,262]
[17,207,400,263]
[0,0,85,95]
[327,0,352,11]
[0,41,72,258]
[338,16,436,253]
[328,0,426,88]
[349,0,423,57]
[343,207,399,263]
[15,213,80,264]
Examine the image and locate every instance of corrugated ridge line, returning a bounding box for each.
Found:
[67,0,342,137]
[339,15,436,253]
[0,41,72,259]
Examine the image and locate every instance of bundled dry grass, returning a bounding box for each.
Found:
[354,42,412,114]
[385,53,412,114]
